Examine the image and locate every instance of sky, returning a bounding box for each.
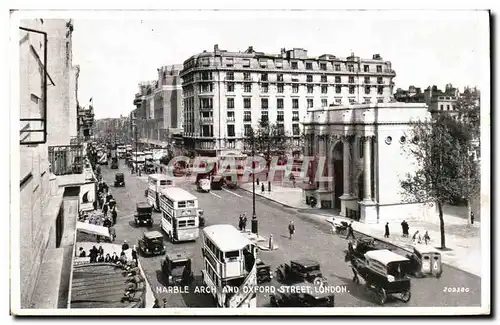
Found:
[70,10,489,119]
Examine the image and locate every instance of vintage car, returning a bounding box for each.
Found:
[114,172,125,187]
[269,282,334,307]
[406,244,443,278]
[210,175,224,190]
[275,259,326,284]
[134,202,153,226]
[138,231,166,256]
[110,157,119,169]
[346,249,412,305]
[197,178,211,192]
[257,259,273,284]
[161,251,194,286]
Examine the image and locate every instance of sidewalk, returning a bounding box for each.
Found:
[240,183,482,277]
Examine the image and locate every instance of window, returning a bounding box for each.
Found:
[200,98,213,108]
[307,75,313,82]
[243,72,251,81]
[226,58,234,67]
[291,62,298,69]
[226,72,234,80]
[227,111,235,121]
[261,111,268,122]
[244,98,251,109]
[244,124,252,136]
[261,98,268,109]
[201,58,210,67]
[306,62,313,70]
[259,59,267,68]
[292,84,299,93]
[187,220,196,227]
[349,86,355,94]
[292,111,299,121]
[349,76,354,83]
[365,86,371,94]
[321,99,328,107]
[244,83,252,92]
[364,76,370,84]
[321,85,328,94]
[275,60,283,69]
[292,98,299,109]
[377,76,383,84]
[261,83,269,93]
[320,63,327,71]
[277,111,284,121]
[321,75,327,83]
[277,84,284,93]
[307,99,314,108]
[377,86,384,95]
[200,83,213,93]
[178,220,187,228]
[377,97,384,103]
[292,123,300,135]
[348,65,354,72]
[261,73,268,81]
[201,72,212,80]
[447,105,450,110]
[335,76,341,83]
[376,65,382,73]
[307,85,313,94]
[363,65,370,72]
[336,85,342,94]
[227,124,235,136]
[242,59,250,67]
[277,98,284,109]
[440,104,444,110]
[364,97,371,104]
[277,124,285,135]
[277,74,284,82]
[227,98,234,109]
[335,64,341,71]
[227,83,234,92]
[335,98,342,104]
[244,111,252,122]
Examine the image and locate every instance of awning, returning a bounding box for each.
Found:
[76,221,110,237]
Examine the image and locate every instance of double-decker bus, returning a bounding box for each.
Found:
[117,145,127,159]
[201,225,257,308]
[159,187,201,242]
[131,152,145,169]
[147,174,174,211]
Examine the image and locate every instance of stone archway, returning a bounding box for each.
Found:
[331,141,344,209]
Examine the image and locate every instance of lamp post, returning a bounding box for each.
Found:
[251,129,258,235]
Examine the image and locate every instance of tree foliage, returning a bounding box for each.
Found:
[243,121,290,158]
[401,91,480,249]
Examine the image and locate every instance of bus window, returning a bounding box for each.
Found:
[178,201,186,208]
[178,220,187,228]
[225,250,240,261]
[186,200,195,207]
[160,180,168,185]
[187,219,195,227]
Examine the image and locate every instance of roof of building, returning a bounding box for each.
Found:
[70,263,145,308]
[203,224,252,252]
[160,187,197,201]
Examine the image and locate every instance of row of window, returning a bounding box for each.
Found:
[220,83,386,94]
[223,72,385,83]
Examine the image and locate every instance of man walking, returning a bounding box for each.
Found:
[345,221,355,240]
[242,213,248,232]
[401,220,409,238]
[384,222,390,238]
[288,221,295,239]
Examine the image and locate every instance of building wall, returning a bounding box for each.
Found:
[181,46,396,154]
[68,65,79,138]
[18,18,76,308]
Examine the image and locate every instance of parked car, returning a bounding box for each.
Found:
[161,251,194,286]
[138,231,166,256]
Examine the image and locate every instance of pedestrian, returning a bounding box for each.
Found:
[78,247,86,257]
[153,299,161,308]
[111,252,119,263]
[423,231,431,245]
[288,221,295,239]
[98,245,104,256]
[238,214,243,231]
[412,230,421,244]
[242,213,248,231]
[104,253,111,263]
[261,183,265,194]
[162,298,167,308]
[471,212,475,225]
[109,226,116,242]
[89,246,98,263]
[131,245,138,264]
[345,221,355,240]
[384,222,390,238]
[93,200,97,211]
[112,208,118,225]
[122,240,130,251]
[401,220,409,238]
[103,203,108,217]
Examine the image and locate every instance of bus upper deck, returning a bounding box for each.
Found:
[159,187,200,242]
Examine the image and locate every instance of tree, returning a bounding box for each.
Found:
[400,112,480,249]
[243,121,290,167]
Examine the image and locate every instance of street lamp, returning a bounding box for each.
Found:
[251,129,258,236]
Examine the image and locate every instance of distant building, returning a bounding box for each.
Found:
[393,85,425,103]
[424,83,460,116]
[180,45,396,157]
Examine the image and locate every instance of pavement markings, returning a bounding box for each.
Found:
[210,191,222,199]
[222,187,242,198]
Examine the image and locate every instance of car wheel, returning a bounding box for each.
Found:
[400,290,411,303]
[377,287,387,305]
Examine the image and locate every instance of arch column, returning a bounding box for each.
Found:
[342,137,351,196]
[363,136,372,201]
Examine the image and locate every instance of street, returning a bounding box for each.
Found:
[101,161,481,308]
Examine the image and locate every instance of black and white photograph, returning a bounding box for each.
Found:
[8,5,491,317]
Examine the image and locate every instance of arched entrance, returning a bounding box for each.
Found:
[332,141,344,209]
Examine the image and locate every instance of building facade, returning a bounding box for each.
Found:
[132,65,184,150]
[18,19,84,309]
[302,102,436,224]
[180,45,396,156]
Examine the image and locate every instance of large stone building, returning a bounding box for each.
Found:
[302,102,437,224]
[180,45,396,156]
[132,65,184,150]
[18,19,89,309]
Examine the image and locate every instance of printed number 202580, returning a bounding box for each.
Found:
[443,287,470,293]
